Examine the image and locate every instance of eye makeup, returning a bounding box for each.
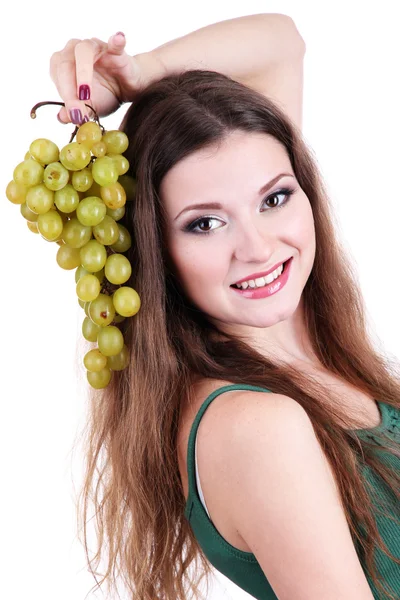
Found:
[182,187,296,235]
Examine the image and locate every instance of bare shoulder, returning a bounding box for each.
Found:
[196,388,374,600]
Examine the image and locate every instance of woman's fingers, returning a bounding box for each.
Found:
[50,38,96,124]
[74,40,95,102]
[49,33,128,125]
[50,39,82,123]
[106,32,127,55]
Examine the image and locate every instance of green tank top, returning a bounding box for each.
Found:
[184,384,400,599]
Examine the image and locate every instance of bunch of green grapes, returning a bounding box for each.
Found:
[6,120,141,389]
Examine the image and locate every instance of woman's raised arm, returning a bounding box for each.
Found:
[138,13,306,130]
[50,14,305,129]
[139,13,304,87]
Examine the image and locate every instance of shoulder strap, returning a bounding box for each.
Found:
[186,384,272,506]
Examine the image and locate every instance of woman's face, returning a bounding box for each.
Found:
[160,131,316,334]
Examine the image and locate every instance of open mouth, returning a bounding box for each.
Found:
[230,258,290,289]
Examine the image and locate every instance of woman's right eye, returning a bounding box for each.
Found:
[184,216,223,235]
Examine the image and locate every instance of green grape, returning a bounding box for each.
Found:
[82,316,101,342]
[100,181,126,209]
[107,154,129,175]
[56,245,82,270]
[118,174,137,201]
[106,205,125,221]
[75,265,89,283]
[76,273,101,302]
[113,286,141,317]
[6,180,28,205]
[24,151,31,160]
[56,239,65,246]
[75,265,104,284]
[27,221,39,234]
[62,217,92,248]
[78,298,85,309]
[105,254,132,285]
[84,348,108,372]
[76,121,102,150]
[87,367,112,389]
[43,162,69,191]
[76,196,107,227]
[86,180,102,197]
[13,159,44,187]
[91,156,118,186]
[88,293,115,326]
[59,142,91,171]
[80,239,107,272]
[97,325,124,356]
[110,224,132,252]
[20,203,38,222]
[53,206,68,224]
[102,130,129,154]
[113,313,125,324]
[95,268,105,284]
[29,138,59,165]
[26,184,54,214]
[71,168,93,192]
[93,215,119,245]
[84,301,91,317]
[107,344,130,371]
[54,184,80,213]
[91,141,107,157]
[37,210,63,241]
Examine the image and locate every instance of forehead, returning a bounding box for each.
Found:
[159,131,289,202]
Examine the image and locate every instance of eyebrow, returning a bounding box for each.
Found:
[174,173,294,221]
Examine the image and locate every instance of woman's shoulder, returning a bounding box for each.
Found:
[184,376,307,427]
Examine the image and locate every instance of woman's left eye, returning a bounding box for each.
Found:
[261,188,295,211]
[183,187,295,235]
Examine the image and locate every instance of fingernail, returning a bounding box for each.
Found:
[83,115,89,123]
[115,31,125,38]
[70,108,83,125]
[79,85,90,101]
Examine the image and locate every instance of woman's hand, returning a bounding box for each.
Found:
[49,32,144,125]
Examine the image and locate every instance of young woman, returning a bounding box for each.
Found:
[50,14,400,600]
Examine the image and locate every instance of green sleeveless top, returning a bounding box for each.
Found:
[184,384,400,599]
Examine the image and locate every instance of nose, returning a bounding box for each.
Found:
[233,221,275,263]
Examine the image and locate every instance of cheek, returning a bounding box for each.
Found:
[168,238,227,292]
[287,198,315,249]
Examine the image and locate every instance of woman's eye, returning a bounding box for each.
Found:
[184,187,295,235]
[191,217,221,234]
[264,192,284,208]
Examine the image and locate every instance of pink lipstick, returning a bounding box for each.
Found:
[231,257,293,299]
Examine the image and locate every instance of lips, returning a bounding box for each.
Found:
[231,258,290,287]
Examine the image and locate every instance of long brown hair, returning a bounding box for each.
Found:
[75,70,400,600]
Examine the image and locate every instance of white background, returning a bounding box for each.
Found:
[0,1,399,599]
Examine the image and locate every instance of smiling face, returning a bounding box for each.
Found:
[161,130,316,341]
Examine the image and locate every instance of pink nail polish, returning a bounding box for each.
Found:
[79,85,90,101]
[70,108,83,125]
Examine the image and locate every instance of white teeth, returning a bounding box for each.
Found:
[235,263,284,289]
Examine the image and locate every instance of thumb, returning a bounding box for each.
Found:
[107,32,127,55]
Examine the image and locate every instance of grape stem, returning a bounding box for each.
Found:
[30,101,105,142]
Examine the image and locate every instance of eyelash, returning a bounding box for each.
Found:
[183,187,296,235]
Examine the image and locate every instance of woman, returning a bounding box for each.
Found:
[50,14,400,600]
